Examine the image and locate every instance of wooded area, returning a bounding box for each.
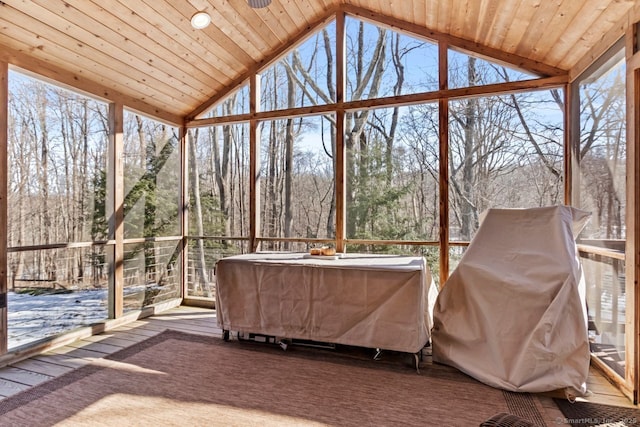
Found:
[185,17,624,292]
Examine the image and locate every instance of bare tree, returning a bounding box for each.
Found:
[188,129,211,296]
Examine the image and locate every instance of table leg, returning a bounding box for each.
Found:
[374,348,383,360]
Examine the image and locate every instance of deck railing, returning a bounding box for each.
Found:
[578,242,627,385]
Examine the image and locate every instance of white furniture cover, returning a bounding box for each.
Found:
[216,252,438,354]
[431,205,591,394]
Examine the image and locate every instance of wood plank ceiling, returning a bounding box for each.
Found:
[0,0,636,124]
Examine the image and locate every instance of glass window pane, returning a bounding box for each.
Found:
[583,253,625,379]
[202,84,249,118]
[576,45,627,386]
[448,90,564,240]
[123,241,181,312]
[188,124,250,238]
[345,17,438,101]
[8,71,109,246]
[346,105,440,244]
[260,21,336,112]
[8,246,109,349]
[448,48,537,89]
[7,71,111,348]
[259,115,336,249]
[123,112,180,238]
[578,54,626,242]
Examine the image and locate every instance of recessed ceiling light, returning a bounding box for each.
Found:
[190,11,211,29]
[248,0,271,8]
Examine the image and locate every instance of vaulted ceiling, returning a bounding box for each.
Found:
[0,0,637,124]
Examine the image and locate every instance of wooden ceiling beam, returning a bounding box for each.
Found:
[0,43,183,126]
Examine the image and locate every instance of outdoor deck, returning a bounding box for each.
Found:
[0,305,634,416]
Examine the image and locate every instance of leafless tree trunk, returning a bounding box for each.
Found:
[213,96,236,239]
[345,25,387,237]
[283,59,298,248]
[189,129,211,296]
[34,86,56,280]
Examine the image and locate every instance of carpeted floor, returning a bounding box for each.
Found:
[0,330,553,426]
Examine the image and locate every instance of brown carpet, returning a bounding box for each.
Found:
[0,330,552,426]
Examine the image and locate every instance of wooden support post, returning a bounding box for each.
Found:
[107,103,124,319]
[438,42,449,287]
[179,126,188,299]
[626,23,640,404]
[249,74,261,252]
[335,11,346,253]
[0,62,8,354]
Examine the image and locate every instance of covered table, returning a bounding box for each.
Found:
[215,252,437,354]
[431,205,591,394]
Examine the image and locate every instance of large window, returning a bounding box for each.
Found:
[448,90,564,241]
[122,112,181,309]
[7,71,109,348]
[346,105,439,244]
[188,124,250,238]
[260,22,336,112]
[259,115,336,250]
[345,17,438,100]
[577,52,626,242]
[576,44,626,380]
[123,112,180,239]
[186,123,250,298]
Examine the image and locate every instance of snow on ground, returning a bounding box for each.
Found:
[8,289,109,349]
[7,282,179,349]
[6,283,179,349]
